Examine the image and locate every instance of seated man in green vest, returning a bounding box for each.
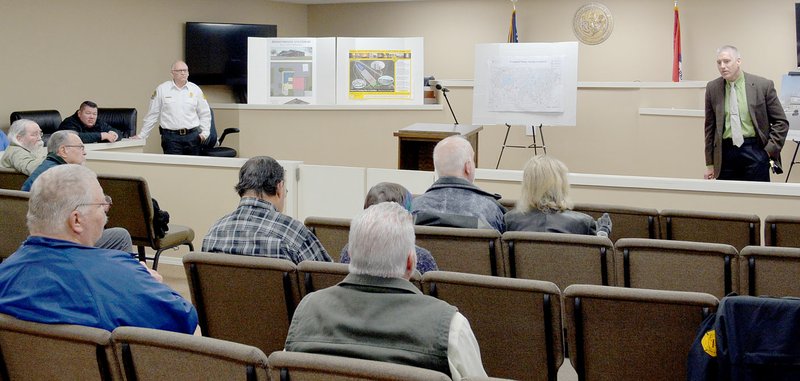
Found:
[285,202,487,380]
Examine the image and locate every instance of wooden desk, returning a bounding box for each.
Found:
[394,123,482,171]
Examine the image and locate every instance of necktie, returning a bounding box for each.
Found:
[729,82,744,147]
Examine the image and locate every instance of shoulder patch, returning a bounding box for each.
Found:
[701,330,717,357]
[150,90,156,100]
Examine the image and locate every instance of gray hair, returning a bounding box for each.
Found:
[363,182,412,210]
[348,202,416,278]
[516,155,573,213]
[235,156,284,198]
[8,119,36,147]
[47,130,78,154]
[27,164,96,236]
[433,136,473,178]
[717,45,741,59]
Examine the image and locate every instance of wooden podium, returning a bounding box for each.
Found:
[394,123,482,171]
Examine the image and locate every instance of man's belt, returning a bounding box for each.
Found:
[160,127,197,136]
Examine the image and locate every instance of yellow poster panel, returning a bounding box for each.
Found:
[348,50,412,100]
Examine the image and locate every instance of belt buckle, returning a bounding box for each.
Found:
[179,128,187,136]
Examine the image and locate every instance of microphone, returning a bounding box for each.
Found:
[435,83,459,125]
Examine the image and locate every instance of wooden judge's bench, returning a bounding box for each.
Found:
[394,123,482,171]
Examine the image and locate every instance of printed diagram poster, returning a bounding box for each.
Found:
[270,40,313,100]
[489,56,565,112]
[348,50,412,100]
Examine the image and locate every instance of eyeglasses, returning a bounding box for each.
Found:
[63,144,86,152]
[74,195,113,213]
[172,69,189,73]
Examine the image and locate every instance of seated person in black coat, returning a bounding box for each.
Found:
[58,101,123,143]
[504,155,612,237]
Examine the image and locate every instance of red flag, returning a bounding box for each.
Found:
[672,1,682,82]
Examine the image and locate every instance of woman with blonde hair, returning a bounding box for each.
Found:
[504,155,612,236]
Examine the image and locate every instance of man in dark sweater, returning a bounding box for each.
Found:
[285,202,487,380]
[58,101,123,143]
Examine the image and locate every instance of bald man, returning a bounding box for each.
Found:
[133,60,211,155]
[411,136,507,231]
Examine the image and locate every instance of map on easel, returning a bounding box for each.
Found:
[472,42,578,126]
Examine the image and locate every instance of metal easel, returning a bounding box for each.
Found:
[785,140,800,182]
[495,123,546,169]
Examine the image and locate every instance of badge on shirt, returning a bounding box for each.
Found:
[189,92,194,98]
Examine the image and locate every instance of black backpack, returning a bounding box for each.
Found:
[151,198,170,239]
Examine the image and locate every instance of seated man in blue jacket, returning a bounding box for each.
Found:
[58,101,123,143]
[0,164,198,333]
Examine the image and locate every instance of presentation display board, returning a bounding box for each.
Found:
[247,37,336,105]
[336,37,424,105]
[781,74,800,141]
[472,42,579,126]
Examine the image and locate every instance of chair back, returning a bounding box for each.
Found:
[659,209,760,251]
[183,252,300,355]
[267,351,451,381]
[615,238,739,298]
[763,215,800,247]
[297,260,350,297]
[422,271,563,381]
[501,231,615,289]
[0,168,28,190]
[0,189,30,261]
[303,216,351,262]
[739,246,800,297]
[573,202,660,241]
[413,225,503,276]
[97,108,137,138]
[0,312,119,381]
[96,174,154,245]
[10,110,62,136]
[111,326,269,381]
[564,285,718,381]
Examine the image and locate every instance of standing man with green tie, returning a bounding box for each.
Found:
[704,45,788,182]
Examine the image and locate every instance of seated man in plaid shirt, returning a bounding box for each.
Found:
[202,156,331,264]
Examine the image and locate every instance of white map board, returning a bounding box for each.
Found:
[472,42,578,126]
[780,74,800,141]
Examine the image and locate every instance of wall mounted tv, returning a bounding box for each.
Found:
[185,22,277,102]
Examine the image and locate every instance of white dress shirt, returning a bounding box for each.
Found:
[447,312,488,380]
[139,80,211,139]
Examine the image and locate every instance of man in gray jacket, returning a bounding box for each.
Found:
[285,202,487,380]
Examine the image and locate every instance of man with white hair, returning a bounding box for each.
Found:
[0,119,47,175]
[0,165,198,333]
[285,202,487,380]
[21,130,133,253]
[411,136,507,231]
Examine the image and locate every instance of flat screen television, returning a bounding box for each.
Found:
[185,22,277,102]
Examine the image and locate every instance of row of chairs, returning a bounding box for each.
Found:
[0,170,194,269]
[0,312,486,381]
[182,253,722,381]
[305,217,800,299]
[501,200,800,250]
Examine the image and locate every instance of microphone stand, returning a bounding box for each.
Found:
[441,89,459,126]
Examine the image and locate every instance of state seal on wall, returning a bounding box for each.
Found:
[573,3,614,45]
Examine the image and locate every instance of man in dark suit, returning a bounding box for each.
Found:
[704,45,788,182]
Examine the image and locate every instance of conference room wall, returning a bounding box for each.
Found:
[0,0,307,153]
[294,0,797,178]
[307,0,795,83]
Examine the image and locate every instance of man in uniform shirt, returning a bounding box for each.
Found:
[133,61,211,155]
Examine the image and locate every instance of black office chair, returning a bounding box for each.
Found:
[97,108,137,138]
[201,109,239,157]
